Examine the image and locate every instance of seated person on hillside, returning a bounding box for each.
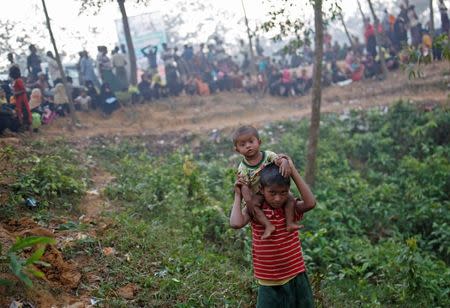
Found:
[74,88,92,111]
[385,47,400,71]
[242,73,258,95]
[138,73,153,102]
[29,88,44,114]
[52,79,70,116]
[331,61,348,83]
[293,69,312,96]
[0,88,16,116]
[185,77,197,96]
[195,75,210,96]
[280,68,293,97]
[85,81,99,110]
[363,55,380,79]
[100,83,119,116]
[268,68,281,96]
[27,72,51,97]
[151,73,163,100]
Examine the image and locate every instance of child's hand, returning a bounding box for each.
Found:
[278,158,292,178]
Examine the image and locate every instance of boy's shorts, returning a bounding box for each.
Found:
[256,272,314,308]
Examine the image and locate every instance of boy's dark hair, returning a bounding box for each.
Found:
[9,66,21,79]
[260,163,290,188]
[232,125,259,145]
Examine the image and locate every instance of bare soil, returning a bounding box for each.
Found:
[37,62,449,142]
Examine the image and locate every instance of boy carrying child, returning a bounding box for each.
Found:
[230,125,316,307]
[232,125,300,239]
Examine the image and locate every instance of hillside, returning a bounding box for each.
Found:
[0,63,449,307]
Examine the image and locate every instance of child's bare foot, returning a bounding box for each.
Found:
[261,224,276,239]
[286,223,300,232]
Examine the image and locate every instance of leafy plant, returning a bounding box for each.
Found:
[0,236,55,287]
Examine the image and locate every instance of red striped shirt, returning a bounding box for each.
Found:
[251,204,306,281]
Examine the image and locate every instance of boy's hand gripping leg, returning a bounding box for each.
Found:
[241,185,275,239]
[285,193,300,232]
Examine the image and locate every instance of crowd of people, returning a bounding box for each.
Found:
[1,1,449,135]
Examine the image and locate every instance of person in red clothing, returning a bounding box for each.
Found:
[9,66,32,132]
[230,161,316,308]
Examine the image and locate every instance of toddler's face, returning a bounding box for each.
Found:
[234,134,261,158]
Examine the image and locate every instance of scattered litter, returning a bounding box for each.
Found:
[124,253,132,262]
[87,189,100,196]
[337,79,352,86]
[154,268,168,277]
[24,197,38,209]
[76,233,87,240]
[102,247,116,256]
[90,298,103,305]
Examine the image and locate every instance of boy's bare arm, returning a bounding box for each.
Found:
[230,186,250,229]
[288,158,316,213]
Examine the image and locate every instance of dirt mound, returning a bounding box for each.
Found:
[40,245,81,289]
[33,62,448,142]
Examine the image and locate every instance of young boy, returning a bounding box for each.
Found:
[233,125,298,239]
[230,162,316,308]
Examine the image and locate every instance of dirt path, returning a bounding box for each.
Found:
[36,63,448,142]
[0,146,115,307]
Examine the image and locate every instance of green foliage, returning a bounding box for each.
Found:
[88,101,449,306]
[7,144,87,210]
[0,237,55,287]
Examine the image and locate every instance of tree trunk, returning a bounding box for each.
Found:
[367,0,388,79]
[241,0,256,75]
[304,0,324,187]
[118,0,137,86]
[357,0,367,22]
[41,0,78,127]
[430,0,435,36]
[339,12,355,51]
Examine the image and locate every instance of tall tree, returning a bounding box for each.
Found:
[367,0,388,79]
[80,0,139,85]
[117,0,137,85]
[261,0,341,185]
[357,0,367,22]
[304,0,324,187]
[338,11,355,51]
[241,0,256,75]
[41,0,78,127]
[429,0,435,36]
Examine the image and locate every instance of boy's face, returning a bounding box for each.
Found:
[261,184,290,209]
[234,134,261,158]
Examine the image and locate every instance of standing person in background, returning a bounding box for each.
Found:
[80,51,100,89]
[141,45,158,73]
[97,46,121,92]
[439,0,450,35]
[408,5,422,48]
[9,66,32,133]
[7,53,18,69]
[46,51,61,86]
[364,18,377,58]
[112,46,129,91]
[27,44,42,81]
[76,51,84,87]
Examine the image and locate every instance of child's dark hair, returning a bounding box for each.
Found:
[232,125,259,145]
[260,163,290,188]
[9,66,21,79]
